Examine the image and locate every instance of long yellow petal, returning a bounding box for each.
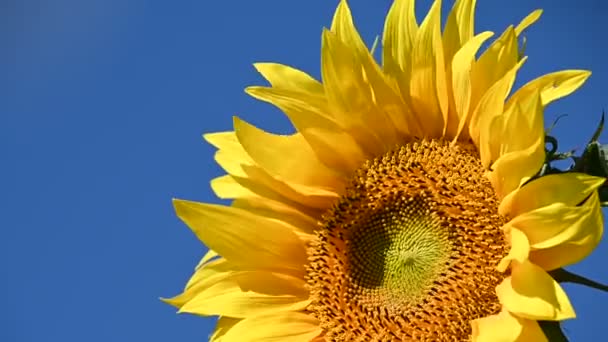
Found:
[245,86,367,174]
[329,4,408,148]
[451,31,494,141]
[471,309,547,342]
[321,29,387,156]
[496,260,575,320]
[205,131,340,209]
[443,0,477,62]
[173,200,307,271]
[506,70,591,109]
[218,311,322,342]
[514,10,543,36]
[497,226,529,272]
[409,0,447,137]
[178,271,310,318]
[254,63,324,95]
[471,58,524,156]
[529,192,603,270]
[382,0,417,97]
[234,117,344,190]
[499,173,605,217]
[232,197,319,235]
[486,91,545,199]
[509,192,601,249]
[210,317,241,342]
[470,26,519,113]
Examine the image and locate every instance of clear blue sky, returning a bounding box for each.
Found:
[2,0,606,341]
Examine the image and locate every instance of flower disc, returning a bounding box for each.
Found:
[307,140,510,340]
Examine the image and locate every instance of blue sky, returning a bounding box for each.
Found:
[2,0,606,341]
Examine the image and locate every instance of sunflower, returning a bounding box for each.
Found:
[164,0,604,340]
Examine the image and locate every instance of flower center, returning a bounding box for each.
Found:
[306,140,509,341]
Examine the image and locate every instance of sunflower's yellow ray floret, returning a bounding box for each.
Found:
[451,31,494,141]
[487,91,545,199]
[211,175,255,199]
[331,0,369,57]
[216,311,322,342]
[508,192,601,250]
[515,10,543,36]
[164,258,233,308]
[232,197,320,234]
[196,249,219,270]
[470,26,519,109]
[173,199,308,271]
[234,117,344,190]
[254,63,324,94]
[471,309,547,342]
[211,174,323,229]
[409,0,447,137]
[382,0,417,99]
[246,85,367,174]
[210,317,241,342]
[321,29,394,156]
[177,271,310,318]
[499,173,605,216]
[205,131,340,209]
[205,132,254,178]
[472,58,525,163]
[497,227,530,272]
[442,0,477,138]
[529,192,603,270]
[443,0,476,62]
[333,0,423,141]
[496,260,575,320]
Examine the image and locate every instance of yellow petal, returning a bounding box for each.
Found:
[410,0,447,137]
[471,58,524,155]
[497,260,575,320]
[529,192,604,270]
[470,27,519,113]
[253,63,324,95]
[211,175,255,199]
[178,270,310,318]
[245,86,367,174]
[164,257,233,308]
[330,0,368,55]
[218,311,322,342]
[514,10,543,36]
[210,317,241,342]
[382,0,417,91]
[509,192,601,248]
[173,200,307,271]
[206,130,340,209]
[488,137,545,199]
[321,29,386,156]
[471,309,547,342]
[507,70,591,109]
[234,117,344,190]
[232,197,319,235]
[196,249,219,270]
[328,4,408,147]
[443,0,476,62]
[499,173,605,217]
[451,31,494,141]
[497,226,529,272]
[486,91,545,199]
[205,131,254,178]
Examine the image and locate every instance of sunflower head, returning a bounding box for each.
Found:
[165,0,603,341]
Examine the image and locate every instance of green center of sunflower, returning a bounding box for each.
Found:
[306,139,509,341]
[349,197,451,312]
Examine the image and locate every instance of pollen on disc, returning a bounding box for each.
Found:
[306,139,509,341]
